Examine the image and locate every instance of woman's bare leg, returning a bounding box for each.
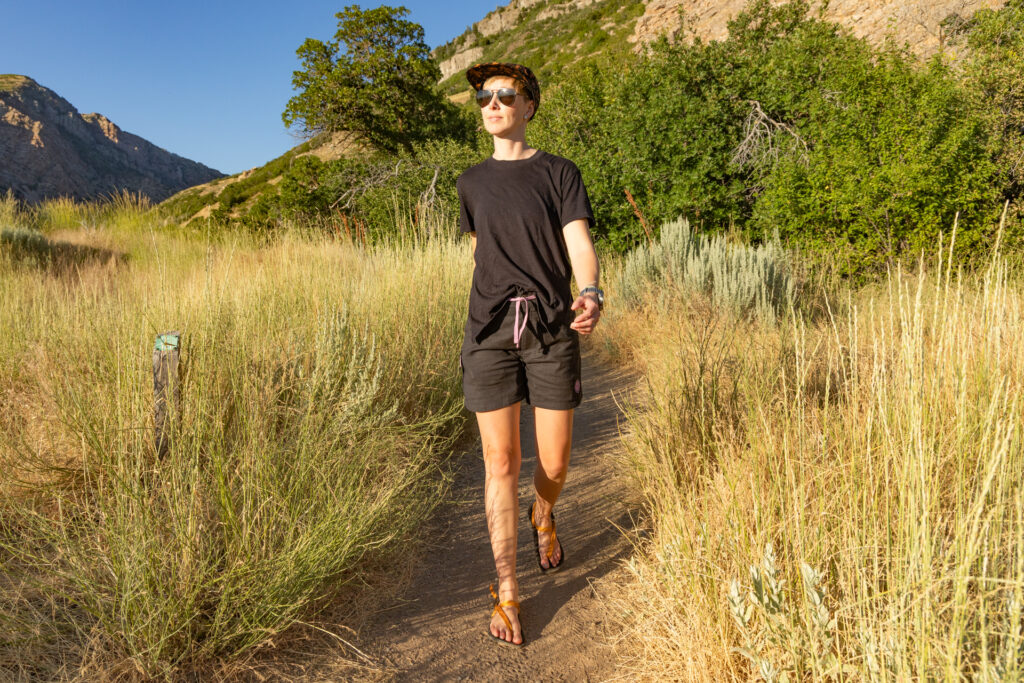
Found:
[532,406,573,569]
[477,402,523,644]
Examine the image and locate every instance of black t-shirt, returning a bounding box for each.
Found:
[457,150,595,345]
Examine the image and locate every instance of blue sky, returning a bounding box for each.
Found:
[2,1,499,174]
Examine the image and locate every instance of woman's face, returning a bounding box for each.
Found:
[480,75,534,137]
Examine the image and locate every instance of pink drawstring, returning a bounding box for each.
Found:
[509,295,536,348]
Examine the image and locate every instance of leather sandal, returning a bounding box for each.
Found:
[488,583,523,647]
[529,501,565,572]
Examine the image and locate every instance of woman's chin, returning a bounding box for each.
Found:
[485,121,522,138]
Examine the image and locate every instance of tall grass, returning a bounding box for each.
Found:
[0,190,156,235]
[608,226,1024,680]
[0,207,472,678]
[0,189,20,228]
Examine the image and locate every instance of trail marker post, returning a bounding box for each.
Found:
[153,331,181,458]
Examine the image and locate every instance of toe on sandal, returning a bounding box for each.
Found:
[488,583,523,647]
[529,502,565,573]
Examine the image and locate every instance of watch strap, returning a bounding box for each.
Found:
[579,286,604,310]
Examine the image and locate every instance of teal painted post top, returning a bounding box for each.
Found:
[154,332,180,352]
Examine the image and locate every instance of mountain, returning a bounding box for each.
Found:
[0,74,223,204]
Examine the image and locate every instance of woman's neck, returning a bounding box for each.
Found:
[491,136,536,161]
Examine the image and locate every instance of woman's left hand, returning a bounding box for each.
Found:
[569,295,601,334]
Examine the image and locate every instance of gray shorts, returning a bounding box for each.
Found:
[460,303,582,413]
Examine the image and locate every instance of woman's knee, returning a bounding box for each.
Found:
[536,453,569,482]
[484,443,520,478]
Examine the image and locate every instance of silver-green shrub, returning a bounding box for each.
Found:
[728,545,841,681]
[619,217,793,322]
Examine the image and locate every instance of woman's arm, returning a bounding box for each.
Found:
[562,218,601,334]
[470,231,476,257]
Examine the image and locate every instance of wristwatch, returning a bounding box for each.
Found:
[580,286,604,311]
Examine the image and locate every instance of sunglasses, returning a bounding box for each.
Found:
[475,87,521,108]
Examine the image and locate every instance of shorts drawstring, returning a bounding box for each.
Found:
[508,295,537,348]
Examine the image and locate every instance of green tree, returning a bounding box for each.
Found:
[282,5,466,153]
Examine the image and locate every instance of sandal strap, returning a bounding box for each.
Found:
[531,505,559,560]
[531,504,556,533]
[489,583,519,633]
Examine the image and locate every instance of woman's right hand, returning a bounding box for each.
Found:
[569,294,600,334]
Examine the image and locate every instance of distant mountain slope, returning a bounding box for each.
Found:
[0,75,223,204]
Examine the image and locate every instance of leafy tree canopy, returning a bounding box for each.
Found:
[282,5,468,154]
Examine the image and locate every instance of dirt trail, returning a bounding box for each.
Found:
[313,347,641,681]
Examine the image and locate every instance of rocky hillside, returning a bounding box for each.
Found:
[433,0,1006,93]
[0,75,222,204]
[630,0,1006,53]
[433,0,645,94]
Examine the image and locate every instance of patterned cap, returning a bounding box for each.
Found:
[466,62,540,116]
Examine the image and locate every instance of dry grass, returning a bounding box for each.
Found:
[0,201,472,679]
[605,224,1024,680]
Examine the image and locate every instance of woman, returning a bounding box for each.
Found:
[457,62,603,647]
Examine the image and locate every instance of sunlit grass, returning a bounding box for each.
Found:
[0,204,472,678]
[607,221,1024,680]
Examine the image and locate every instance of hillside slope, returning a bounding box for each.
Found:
[159,131,363,223]
[630,0,1006,54]
[0,75,223,204]
[434,0,1006,96]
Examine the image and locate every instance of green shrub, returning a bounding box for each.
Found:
[350,138,482,237]
[748,40,1001,274]
[952,0,1024,217]
[245,138,484,239]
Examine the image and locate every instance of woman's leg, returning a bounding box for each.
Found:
[477,402,523,644]
[532,406,573,569]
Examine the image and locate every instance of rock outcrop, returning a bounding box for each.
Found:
[476,0,546,36]
[0,75,222,204]
[439,46,485,80]
[629,0,1006,56]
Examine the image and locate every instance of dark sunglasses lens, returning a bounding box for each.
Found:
[475,88,519,107]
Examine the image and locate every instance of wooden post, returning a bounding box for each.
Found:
[153,331,181,458]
